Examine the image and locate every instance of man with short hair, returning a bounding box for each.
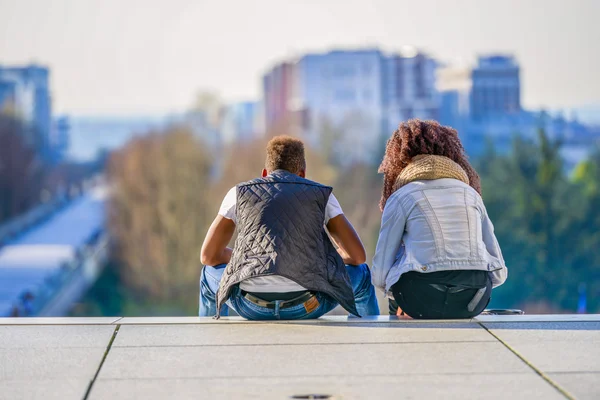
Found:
[200,135,379,319]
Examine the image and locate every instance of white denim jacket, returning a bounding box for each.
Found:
[372,178,508,293]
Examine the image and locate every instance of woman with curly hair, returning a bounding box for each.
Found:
[372,119,508,319]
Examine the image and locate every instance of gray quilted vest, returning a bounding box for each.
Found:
[215,170,359,317]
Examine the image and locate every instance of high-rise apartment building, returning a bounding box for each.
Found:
[470,55,520,120]
[383,49,439,133]
[0,65,52,160]
[295,49,385,163]
[262,62,297,131]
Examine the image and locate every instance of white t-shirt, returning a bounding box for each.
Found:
[218,185,344,292]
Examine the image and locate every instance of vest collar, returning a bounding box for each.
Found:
[269,169,298,178]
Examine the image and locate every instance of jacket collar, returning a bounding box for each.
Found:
[393,155,469,191]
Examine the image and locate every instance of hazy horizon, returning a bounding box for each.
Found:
[1,0,598,116]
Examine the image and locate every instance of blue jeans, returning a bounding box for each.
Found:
[199,263,379,320]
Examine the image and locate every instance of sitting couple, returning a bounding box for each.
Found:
[200,119,507,320]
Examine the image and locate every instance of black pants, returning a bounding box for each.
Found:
[389,270,492,319]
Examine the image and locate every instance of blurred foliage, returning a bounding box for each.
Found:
[106,126,213,313]
[0,115,44,222]
[0,114,106,224]
[476,130,600,312]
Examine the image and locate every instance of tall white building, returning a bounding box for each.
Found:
[296,50,385,164]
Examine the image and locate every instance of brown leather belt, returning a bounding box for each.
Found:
[241,290,315,309]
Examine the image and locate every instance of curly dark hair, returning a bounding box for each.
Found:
[378,119,481,211]
[265,135,306,174]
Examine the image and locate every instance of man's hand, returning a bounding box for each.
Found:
[200,215,236,266]
[326,214,366,266]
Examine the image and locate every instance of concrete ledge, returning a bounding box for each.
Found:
[116,315,477,325]
[474,314,600,322]
[1,315,598,399]
[0,317,122,325]
[2,314,598,325]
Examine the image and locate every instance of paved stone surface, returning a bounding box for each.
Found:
[474,314,600,322]
[0,347,105,380]
[91,374,563,400]
[483,321,600,341]
[0,379,88,400]
[0,325,115,348]
[2,316,599,399]
[484,322,600,372]
[0,325,114,399]
[548,373,600,400]
[0,317,121,325]
[484,321,600,398]
[99,341,530,379]
[113,322,493,347]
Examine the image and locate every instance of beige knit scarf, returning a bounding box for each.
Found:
[393,155,470,191]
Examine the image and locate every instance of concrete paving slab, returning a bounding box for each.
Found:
[99,342,530,379]
[483,321,600,342]
[0,325,115,348]
[0,379,87,400]
[91,373,562,400]
[0,317,121,325]
[483,322,600,372]
[0,347,105,380]
[113,322,493,347]
[548,372,600,400]
[474,314,600,322]
[494,341,600,372]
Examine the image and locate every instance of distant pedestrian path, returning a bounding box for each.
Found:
[0,186,107,317]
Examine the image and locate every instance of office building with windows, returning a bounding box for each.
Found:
[0,65,52,160]
[470,55,520,121]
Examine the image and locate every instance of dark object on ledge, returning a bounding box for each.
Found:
[481,309,525,315]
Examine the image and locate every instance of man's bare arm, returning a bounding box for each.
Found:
[326,214,367,265]
[200,215,236,266]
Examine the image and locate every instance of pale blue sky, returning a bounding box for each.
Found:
[0,0,598,115]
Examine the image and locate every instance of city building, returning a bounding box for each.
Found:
[220,101,261,144]
[49,115,70,163]
[295,49,385,163]
[470,55,521,121]
[262,62,297,132]
[0,65,52,160]
[262,48,440,164]
[437,66,472,129]
[383,48,439,134]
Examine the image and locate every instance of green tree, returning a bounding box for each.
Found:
[571,146,600,311]
[478,130,598,312]
[0,115,45,223]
